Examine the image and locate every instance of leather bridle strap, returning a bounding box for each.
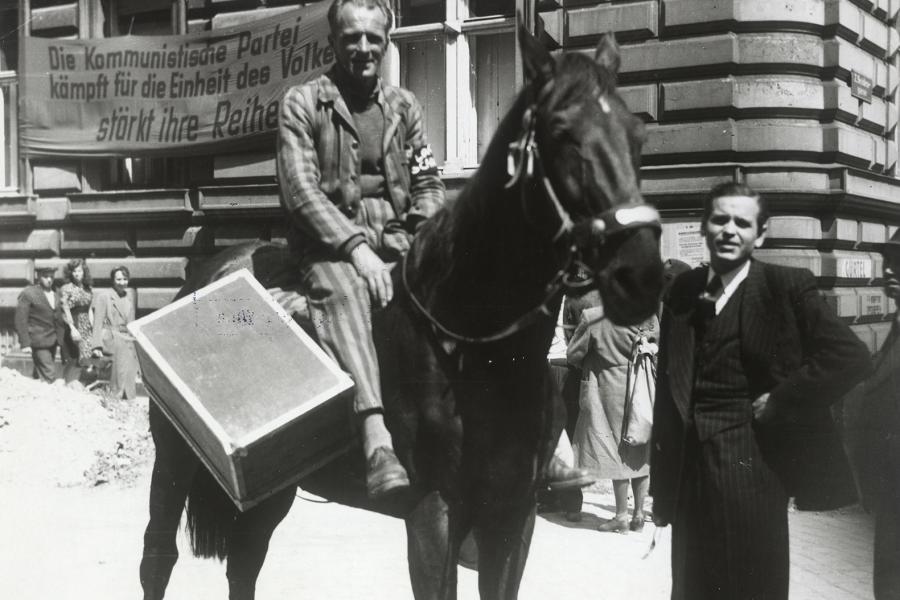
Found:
[401,245,572,345]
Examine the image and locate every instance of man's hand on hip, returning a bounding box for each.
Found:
[351,244,393,308]
[752,392,776,424]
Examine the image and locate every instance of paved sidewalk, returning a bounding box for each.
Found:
[534,491,876,600]
[0,484,876,599]
[789,503,875,600]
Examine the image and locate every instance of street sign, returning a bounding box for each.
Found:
[850,71,873,103]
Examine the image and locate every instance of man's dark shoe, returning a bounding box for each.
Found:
[366,446,410,499]
[546,456,596,490]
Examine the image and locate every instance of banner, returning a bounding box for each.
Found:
[20,3,333,156]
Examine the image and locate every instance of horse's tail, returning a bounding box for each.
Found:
[184,467,238,560]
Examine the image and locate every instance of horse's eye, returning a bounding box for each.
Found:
[547,118,572,140]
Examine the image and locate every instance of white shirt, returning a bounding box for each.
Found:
[706,260,751,316]
[43,289,56,309]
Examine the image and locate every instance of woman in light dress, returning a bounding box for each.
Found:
[91,266,139,399]
[567,308,658,532]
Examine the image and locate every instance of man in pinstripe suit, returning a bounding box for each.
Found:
[277,0,444,498]
[650,182,870,599]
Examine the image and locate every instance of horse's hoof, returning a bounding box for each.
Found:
[366,447,411,499]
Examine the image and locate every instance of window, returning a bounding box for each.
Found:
[390,0,521,171]
[0,72,17,191]
[1,4,18,191]
[87,0,188,190]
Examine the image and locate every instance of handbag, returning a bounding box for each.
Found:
[622,334,658,446]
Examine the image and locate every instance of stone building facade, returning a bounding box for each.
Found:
[0,0,898,356]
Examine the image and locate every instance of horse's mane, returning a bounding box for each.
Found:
[411,51,615,299]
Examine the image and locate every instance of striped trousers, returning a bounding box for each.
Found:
[671,421,790,600]
[301,259,382,414]
[296,197,407,414]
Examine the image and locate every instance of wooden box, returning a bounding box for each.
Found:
[128,269,354,511]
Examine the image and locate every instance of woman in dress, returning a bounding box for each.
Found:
[59,258,94,385]
[567,305,659,533]
[91,266,139,399]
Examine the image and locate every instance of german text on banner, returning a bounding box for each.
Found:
[20,4,332,157]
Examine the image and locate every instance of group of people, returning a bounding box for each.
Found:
[135,0,898,597]
[14,260,140,400]
[554,181,900,600]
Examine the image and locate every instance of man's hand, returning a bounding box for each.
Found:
[21,347,31,355]
[70,329,82,343]
[351,244,393,308]
[752,392,776,424]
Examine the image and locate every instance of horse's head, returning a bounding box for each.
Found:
[515,21,663,325]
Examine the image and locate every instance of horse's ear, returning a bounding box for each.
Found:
[594,32,621,75]
[517,11,554,85]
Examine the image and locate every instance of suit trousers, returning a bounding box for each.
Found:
[31,346,58,383]
[301,259,382,414]
[874,476,900,600]
[672,421,789,600]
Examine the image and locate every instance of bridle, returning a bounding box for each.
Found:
[504,102,660,289]
[402,93,660,345]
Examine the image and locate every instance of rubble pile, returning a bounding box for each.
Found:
[0,366,152,488]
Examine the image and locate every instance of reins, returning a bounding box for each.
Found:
[401,246,573,345]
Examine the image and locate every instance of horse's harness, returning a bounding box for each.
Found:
[402,93,661,346]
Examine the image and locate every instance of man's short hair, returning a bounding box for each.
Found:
[327,0,394,35]
[702,181,769,229]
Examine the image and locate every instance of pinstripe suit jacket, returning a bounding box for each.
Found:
[650,260,870,522]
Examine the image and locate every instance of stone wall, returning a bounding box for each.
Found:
[1,0,899,354]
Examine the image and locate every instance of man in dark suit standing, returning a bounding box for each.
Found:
[855,228,900,599]
[650,182,870,600]
[15,266,66,382]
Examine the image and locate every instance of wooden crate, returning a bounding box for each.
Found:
[128,269,354,511]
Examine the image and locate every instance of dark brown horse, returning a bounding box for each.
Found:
[140,21,662,600]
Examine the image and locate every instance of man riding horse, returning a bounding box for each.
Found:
[140,5,654,598]
[276,0,590,498]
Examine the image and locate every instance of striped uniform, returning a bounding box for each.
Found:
[277,67,444,413]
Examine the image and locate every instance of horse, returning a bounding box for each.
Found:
[139,21,663,600]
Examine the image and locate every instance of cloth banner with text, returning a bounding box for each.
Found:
[20,3,332,156]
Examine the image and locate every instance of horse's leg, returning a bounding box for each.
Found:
[407,490,466,600]
[140,404,199,600]
[467,356,553,600]
[224,487,296,600]
[473,506,536,600]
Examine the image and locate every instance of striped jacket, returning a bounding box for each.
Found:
[277,67,445,262]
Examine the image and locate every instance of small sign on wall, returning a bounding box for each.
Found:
[850,71,873,103]
[661,221,709,268]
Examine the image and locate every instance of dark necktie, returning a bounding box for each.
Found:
[698,274,723,320]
